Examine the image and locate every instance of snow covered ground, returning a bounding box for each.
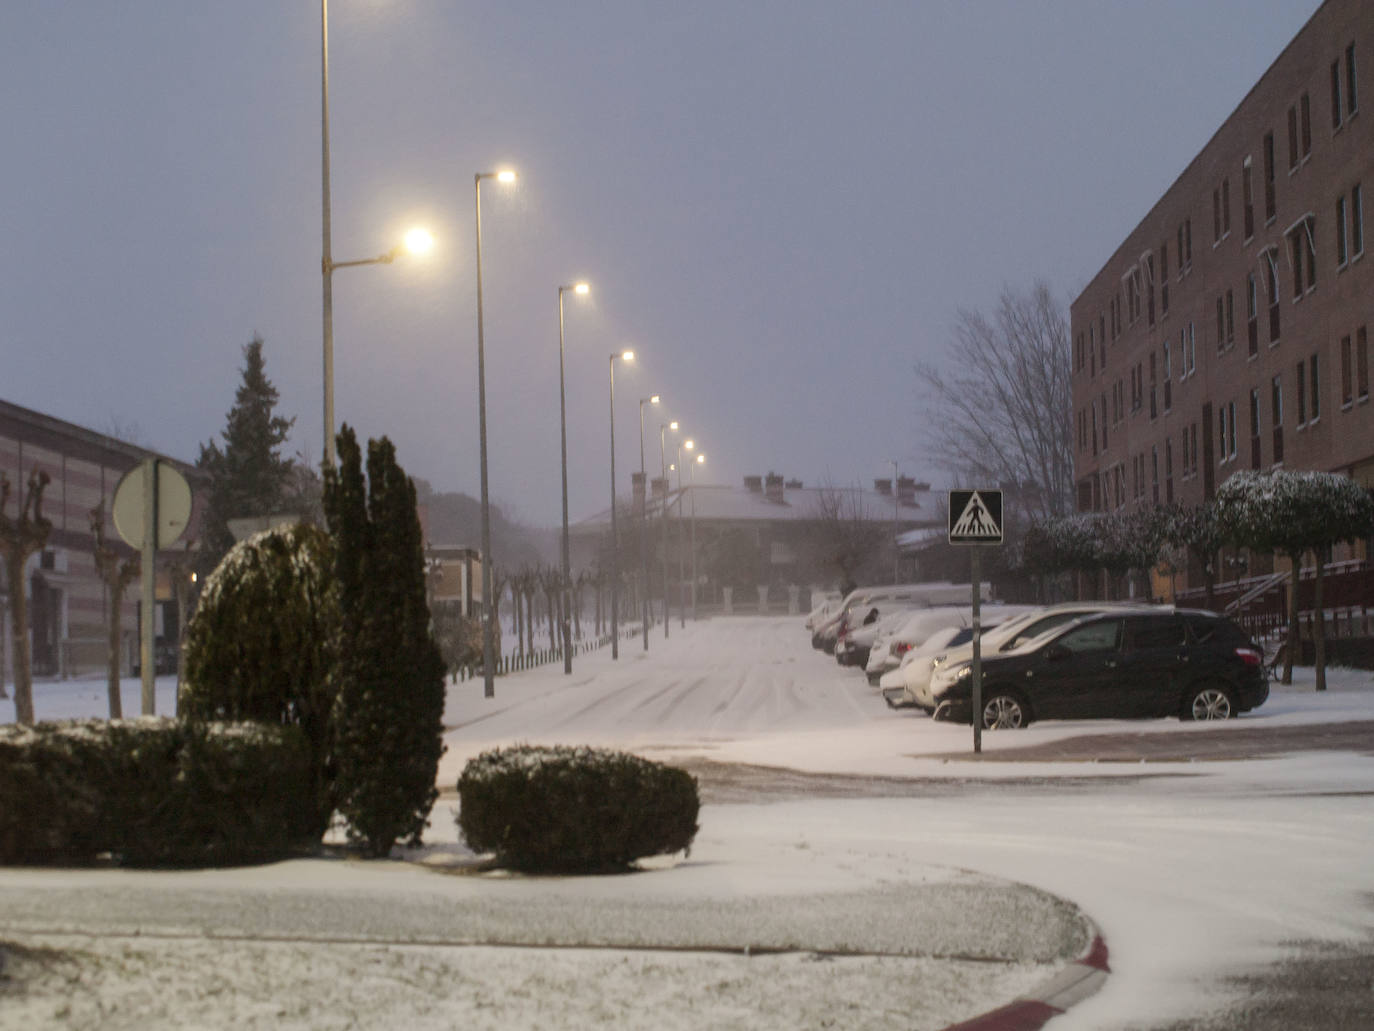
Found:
[3,616,1374,1029]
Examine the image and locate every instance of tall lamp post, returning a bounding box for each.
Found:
[609,350,635,659]
[689,450,704,620]
[673,442,686,628]
[637,394,660,650]
[475,168,517,699]
[891,459,900,584]
[320,1,433,465]
[557,282,590,674]
[659,420,677,638]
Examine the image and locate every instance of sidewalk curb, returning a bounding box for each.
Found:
[940,923,1109,1031]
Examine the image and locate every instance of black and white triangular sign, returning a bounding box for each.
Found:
[948,488,1003,544]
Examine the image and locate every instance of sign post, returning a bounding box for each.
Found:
[948,489,1004,755]
[113,460,192,715]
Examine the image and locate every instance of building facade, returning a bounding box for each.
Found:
[0,399,203,684]
[1071,0,1370,588]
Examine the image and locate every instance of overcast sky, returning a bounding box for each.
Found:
[1,1,1322,528]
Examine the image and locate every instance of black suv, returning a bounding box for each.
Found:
[931,610,1268,729]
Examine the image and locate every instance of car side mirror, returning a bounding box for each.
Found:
[1044,643,1071,662]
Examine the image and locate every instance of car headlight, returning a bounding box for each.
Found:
[930,663,971,697]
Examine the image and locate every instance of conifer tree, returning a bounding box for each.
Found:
[324,426,447,857]
[196,336,296,578]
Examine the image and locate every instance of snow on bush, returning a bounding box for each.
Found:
[0,718,316,867]
[457,744,699,874]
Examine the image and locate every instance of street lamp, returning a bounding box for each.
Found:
[319,1,432,467]
[609,350,635,659]
[638,394,660,650]
[557,281,590,674]
[475,168,518,699]
[659,420,678,638]
[689,450,704,620]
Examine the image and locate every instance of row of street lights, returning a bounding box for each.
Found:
[319,1,708,692]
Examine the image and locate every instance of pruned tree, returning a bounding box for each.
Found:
[196,335,298,580]
[807,483,887,591]
[1,470,53,724]
[1159,501,1228,610]
[917,282,1075,528]
[539,566,562,653]
[1217,469,1374,689]
[89,501,139,719]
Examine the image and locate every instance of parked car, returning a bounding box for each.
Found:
[928,609,1267,729]
[880,624,977,707]
[864,606,972,684]
[891,601,1162,712]
[813,581,991,653]
[836,606,915,668]
[804,593,843,633]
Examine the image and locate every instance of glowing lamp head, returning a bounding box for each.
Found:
[670,421,679,431]
[696,454,705,464]
[684,439,695,450]
[574,282,590,295]
[403,227,435,256]
[649,394,660,405]
[621,350,635,362]
[496,170,517,184]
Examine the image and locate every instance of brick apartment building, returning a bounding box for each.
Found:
[0,399,204,684]
[1071,0,1371,594]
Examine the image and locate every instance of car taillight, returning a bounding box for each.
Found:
[893,642,911,655]
[1235,647,1262,666]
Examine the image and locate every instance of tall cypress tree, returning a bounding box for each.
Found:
[196,336,296,578]
[325,426,447,857]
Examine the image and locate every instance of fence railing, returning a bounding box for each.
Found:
[453,624,642,682]
[1175,560,1374,642]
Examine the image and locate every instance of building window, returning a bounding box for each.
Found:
[1263,132,1277,221]
[1178,219,1193,274]
[1287,216,1317,298]
[1163,340,1172,412]
[1288,105,1299,169]
[1301,92,1312,159]
[1099,314,1106,354]
[1242,158,1255,240]
[1185,321,1196,375]
[1213,187,1222,244]
[1310,353,1321,422]
[1348,42,1359,118]
[1333,59,1345,129]
[1247,273,1259,356]
[1101,392,1109,450]
[1353,183,1364,257]
[1222,178,1231,237]
[1216,296,1226,352]
[1149,352,1158,419]
[1091,405,1099,456]
[1165,440,1174,503]
[1159,244,1170,315]
[1358,325,1370,400]
[1225,288,1235,347]
[1227,401,1237,461]
[1151,445,1160,504]
[1271,374,1284,463]
[1145,253,1156,326]
[1249,388,1262,469]
[1342,334,1353,407]
[1263,248,1281,342]
[1337,194,1349,266]
[1297,360,1307,425]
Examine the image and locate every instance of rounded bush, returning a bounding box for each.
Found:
[457,745,699,873]
[180,523,338,835]
[0,718,318,867]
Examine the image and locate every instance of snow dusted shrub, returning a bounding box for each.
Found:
[324,428,447,858]
[457,745,699,873]
[180,522,339,836]
[0,719,316,866]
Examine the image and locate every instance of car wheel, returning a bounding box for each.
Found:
[932,700,954,722]
[1182,682,1235,721]
[981,690,1030,730]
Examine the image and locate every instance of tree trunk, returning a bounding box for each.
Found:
[106,586,123,719]
[1313,554,1326,692]
[1282,550,1297,685]
[6,553,34,725]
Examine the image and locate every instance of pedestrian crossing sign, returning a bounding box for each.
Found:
[948,489,1003,545]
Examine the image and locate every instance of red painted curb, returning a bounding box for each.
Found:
[941,933,1109,1031]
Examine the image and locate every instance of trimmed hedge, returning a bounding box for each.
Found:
[457,745,699,873]
[0,718,317,867]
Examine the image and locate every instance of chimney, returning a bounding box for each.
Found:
[765,472,784,503]
[874,478,892,496]
[744,475,763,493]
[785,478,803,489]
[632,471,646,516]
[651,476,668,499]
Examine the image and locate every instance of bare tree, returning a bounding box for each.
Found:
[807,482,887,591]
[1,470,53,724]
[917,282,1074,525]
[90,502,139,719]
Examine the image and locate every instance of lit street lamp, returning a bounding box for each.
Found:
[689,450,704,620]
[609,350,635,659]
[659,420,677,638]
[475,168,517,699]
[557,282,590,674]
[638,394,660,650]
[319,0,432,467]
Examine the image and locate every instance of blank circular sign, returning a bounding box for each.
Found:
[112,461,192,550]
